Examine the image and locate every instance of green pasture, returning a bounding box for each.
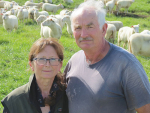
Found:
[0,0,150,111]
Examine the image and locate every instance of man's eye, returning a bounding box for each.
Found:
[88,26,93,28]
[75,27,81,30]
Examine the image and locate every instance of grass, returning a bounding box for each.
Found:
[0,0,150,111]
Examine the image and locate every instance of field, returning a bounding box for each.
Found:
[0,0,150,111]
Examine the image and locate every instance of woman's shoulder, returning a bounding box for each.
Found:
[2,83,29,105]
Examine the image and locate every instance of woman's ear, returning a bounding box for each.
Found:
[29,61,34,71]
[58,62,63,71]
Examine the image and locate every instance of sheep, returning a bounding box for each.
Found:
[4,1,13,10]
[116,0,134,15]
[42,3,64,14]
[0,8,6,13]
[13,5,23,16]
[28,7,37,20]
[49,14,65,28]
[62,15,73,38]
[2,13,18,32]
[128,33,150,56]
[60,9,72,16]
[36,15,47,25]
[17,7,28,22]
[25,1,43,10]
[6,8,15,15]
[106,21,123,31]
[34,9,49,20]
[0,8,5,24]
[118,24,139,48]
[105,0,115,15]
[63,0,73,3]
[44,0,52,3]
[140,30,150,35]
[48,15,60,25]
[60,9,70,15]
[105,23,116,43]
[41,18,62,39]
[0,1,6,8]
[11,1,18,6]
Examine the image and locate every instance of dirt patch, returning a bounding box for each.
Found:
[113,11,149,18]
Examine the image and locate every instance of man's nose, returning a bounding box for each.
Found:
[81,28,88,38]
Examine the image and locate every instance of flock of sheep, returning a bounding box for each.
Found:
[90,0,150,57]
[85,0,134,15]
[0,0,150,57]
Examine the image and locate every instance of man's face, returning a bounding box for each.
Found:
[72,8,106,51]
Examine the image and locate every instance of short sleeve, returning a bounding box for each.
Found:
[122,61,150,110]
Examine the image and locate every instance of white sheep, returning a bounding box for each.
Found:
[140,30,150,35]
[60,9,69,15]
[116,0,134,15]
[62,15,73,38]
[50,14,65,28]
[0,8,5,24]
[106,21,123,31]
[4,1,13,10]
[2,13,18,32]
[25,1,43,10]
[6,8,15,15]
[118,24,139,48]
[63,0,73,3]
[128,33,150,56]
[60,9,72,16]
[105,23,116,43]
[13,5,23,16]
[41,18,62,39]
[17,8,28,22]
[42,3,64,14]
[0,1,6,8]
[105,0,115,15]
[44,0,52,3]
[36,15,47,25]
[34,9,49,20]
[48,15,60,25]
[28,7,37,20]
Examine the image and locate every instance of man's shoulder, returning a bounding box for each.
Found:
[109,43,140,64]
[70,50,84,59]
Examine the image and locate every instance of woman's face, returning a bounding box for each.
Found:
[29,45,62,80]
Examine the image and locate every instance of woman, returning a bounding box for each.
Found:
[1,38,68,113]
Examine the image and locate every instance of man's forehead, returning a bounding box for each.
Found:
[79,7,96,16]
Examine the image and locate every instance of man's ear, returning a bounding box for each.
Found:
[29,61,34,71]
[102,23,108,34]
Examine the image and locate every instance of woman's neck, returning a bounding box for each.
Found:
[36,77,55,98]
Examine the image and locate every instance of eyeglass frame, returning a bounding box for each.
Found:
[33,58,61,66]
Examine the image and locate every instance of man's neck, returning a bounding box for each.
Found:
[84,41,110,64]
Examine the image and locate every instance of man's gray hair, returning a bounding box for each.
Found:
[70,0,106,31]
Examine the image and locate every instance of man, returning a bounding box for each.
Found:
[64,0,150,113]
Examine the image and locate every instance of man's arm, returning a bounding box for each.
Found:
[136,103,150,113]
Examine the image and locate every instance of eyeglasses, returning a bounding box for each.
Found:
[33,58,61,66]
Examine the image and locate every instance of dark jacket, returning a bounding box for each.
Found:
[1,75,68,113]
